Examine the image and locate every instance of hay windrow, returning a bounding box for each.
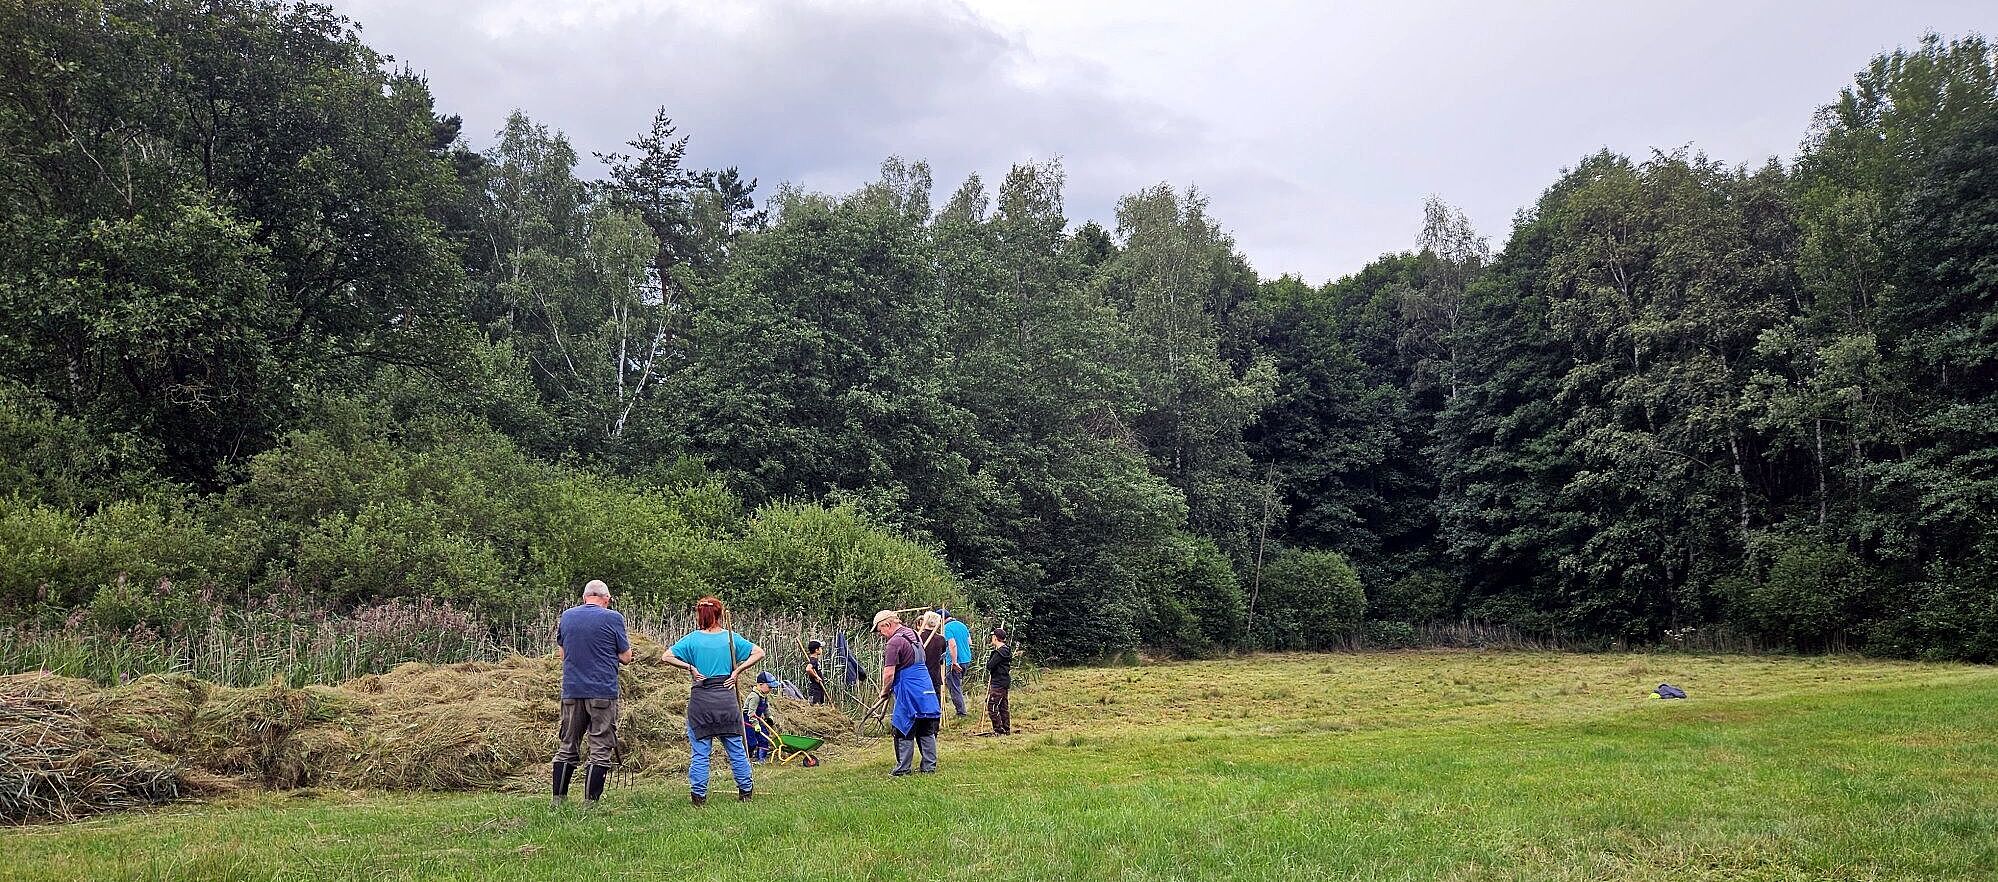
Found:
[0,676,182,824]
[1,635,854,824]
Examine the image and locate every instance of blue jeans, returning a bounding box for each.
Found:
[687,727,752,797]
[946,666,967,715]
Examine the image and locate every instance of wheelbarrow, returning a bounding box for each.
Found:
[756,716,823,767]
[774,732,823,767]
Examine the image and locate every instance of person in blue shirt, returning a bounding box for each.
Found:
[552,579,632,809]
[941,609,972,717]
[661,595,765,805]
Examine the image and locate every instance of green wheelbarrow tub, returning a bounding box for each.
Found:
[778,733,824,751]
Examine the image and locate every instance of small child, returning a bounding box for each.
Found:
[805,640,828,705]
[745,675,776,761]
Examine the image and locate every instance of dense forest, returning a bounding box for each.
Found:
[1,1,1992,662]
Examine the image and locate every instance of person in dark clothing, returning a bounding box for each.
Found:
[978,627,1018,736]
[916,611,949,713]
[745,676,776,761]
[552,580,634,808]
[804,640,828,705]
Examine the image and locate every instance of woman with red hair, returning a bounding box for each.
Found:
[662,596,765,805]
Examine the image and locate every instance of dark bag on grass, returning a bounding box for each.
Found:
[1656,683,1687,699]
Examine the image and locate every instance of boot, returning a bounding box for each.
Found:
[737,789,752,802]
[550,761,576,808]
[690,792,707,807]
[583,764,609,805]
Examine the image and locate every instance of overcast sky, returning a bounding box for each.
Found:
[332,0,1992,284]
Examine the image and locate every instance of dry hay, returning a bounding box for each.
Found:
[0,675,181,824]
[1,633,855,823]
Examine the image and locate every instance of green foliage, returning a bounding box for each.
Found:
[1867,539,1998,663]
[1362,619,1419,649]
[725,502,965,621]
[1735,535,1873,650]
[0,8,1992,663]
[0,0,470,485]
[1372,569,1459,624]
[0,496,242,615]
[0,418,960,627]
[1104,185,1277,561]
[1136,534,1246,658]
[1253,549,1367,650]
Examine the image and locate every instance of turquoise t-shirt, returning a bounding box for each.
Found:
[943,619,971,665]
[669,630,759,678]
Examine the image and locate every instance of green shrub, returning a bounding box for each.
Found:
[6,416,970,641]
[289,501,510,610]
[1865,544,1998,662]
[1371,568,1458,623]
[1363,620,1418,649]
[0,383,173,509]
[724,502,965,621]
[1253,548,1367,650]
[522,472,728,607]
[0,497,82,608]
[1136,533,1246,658]
[1739,535,1871,650]
[0,497,243,617]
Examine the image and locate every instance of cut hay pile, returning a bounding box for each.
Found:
[0,635,853,824]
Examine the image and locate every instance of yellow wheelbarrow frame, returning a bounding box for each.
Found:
[757,717,823,766]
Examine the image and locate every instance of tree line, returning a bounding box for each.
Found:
[0,2,1991,661]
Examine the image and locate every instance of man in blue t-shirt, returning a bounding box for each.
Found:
[551,580,632,808]
[941,610,971,717]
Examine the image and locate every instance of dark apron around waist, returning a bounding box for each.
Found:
[686,678,742,740]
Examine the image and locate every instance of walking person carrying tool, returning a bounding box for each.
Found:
[551,580,634,809]
[873,609,941,776]
[662,596,765,805]
[976,626,1018,736]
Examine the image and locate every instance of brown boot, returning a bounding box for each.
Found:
[690,793,706,807]
[737,789,753,802]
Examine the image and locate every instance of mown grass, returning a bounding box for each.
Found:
[5,651,1994,881]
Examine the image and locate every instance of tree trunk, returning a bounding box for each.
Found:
[1728,430,1751,541]
[1813,417,1828,528]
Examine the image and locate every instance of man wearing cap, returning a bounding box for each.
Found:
[552,579,633,808]
[941,609,971,717]
[873,610,942,775]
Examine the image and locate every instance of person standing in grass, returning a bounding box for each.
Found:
[941,609,971,717]
[804,640,828,705]
[977,627,1017,736]
[662,596,765,805]
[552,579,633,808]
[917,610,950,713]
[874,609,941,775]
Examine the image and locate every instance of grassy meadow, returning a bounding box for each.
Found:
[5,650,1994,881]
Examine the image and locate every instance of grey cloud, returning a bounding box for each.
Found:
[337,0,1994,283]
[343,0,1207,241]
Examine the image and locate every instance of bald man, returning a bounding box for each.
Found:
[552,579,633,808]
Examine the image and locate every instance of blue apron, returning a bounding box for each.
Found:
[889,629,942,736]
